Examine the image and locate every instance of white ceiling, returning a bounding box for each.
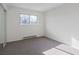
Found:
[6,3,63,12]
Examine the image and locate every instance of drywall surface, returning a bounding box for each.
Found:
[7,6,44,42]
[45,4,79,46]
[0,4,5,43]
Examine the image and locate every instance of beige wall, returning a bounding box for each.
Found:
[7,6,44,42]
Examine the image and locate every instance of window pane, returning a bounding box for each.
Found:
[20,14,38,25]
[24,15,30,24]
[20,14,30,25]
[30,15,37,24]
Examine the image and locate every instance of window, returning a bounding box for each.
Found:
[20,14,38,25]
[30,15,37,24]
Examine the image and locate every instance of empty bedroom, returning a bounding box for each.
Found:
[0,3,79,55]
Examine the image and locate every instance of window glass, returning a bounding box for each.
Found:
[20,14,29,25]
[20,14,38,25]
[30,15,37,24]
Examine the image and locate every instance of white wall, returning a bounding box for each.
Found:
[45,4,79,45]
[0,4,5,43]
[7,6,44,42]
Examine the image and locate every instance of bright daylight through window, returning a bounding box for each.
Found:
[20,14,38,25]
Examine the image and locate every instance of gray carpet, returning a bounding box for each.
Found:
[0,37,61,55]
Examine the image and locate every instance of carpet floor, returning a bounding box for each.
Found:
[0,37,61,55]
